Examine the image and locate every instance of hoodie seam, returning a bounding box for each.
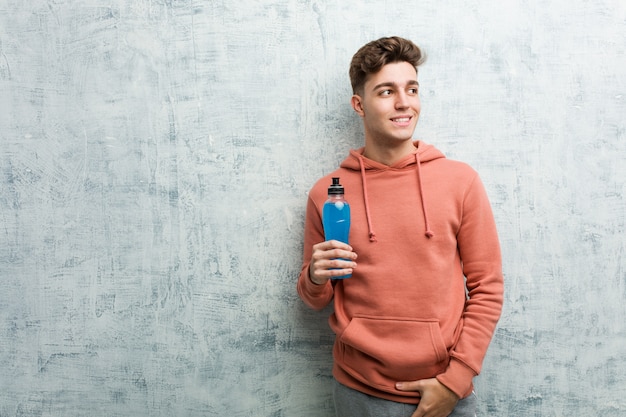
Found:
[458,171,480,227]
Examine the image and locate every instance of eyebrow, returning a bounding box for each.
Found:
[371,80,419,91]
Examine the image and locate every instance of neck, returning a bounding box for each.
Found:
[362,139,417,166]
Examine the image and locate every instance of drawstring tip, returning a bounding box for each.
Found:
[425,230,434,238]
[369,232,378,242]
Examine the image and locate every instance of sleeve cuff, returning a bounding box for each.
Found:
[297,267,333,310]
[436,358,477,399]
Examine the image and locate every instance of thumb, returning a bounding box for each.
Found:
[395,380,424,392]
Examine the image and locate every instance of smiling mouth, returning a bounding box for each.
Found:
[390,116,413,125]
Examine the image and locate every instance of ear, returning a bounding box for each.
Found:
[351,94,365,117]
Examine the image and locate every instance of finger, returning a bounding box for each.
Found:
[321,256,354,267]
[395,381,423,392]
[312,250,357,266]
[327,267,355,278]
[320,259,356,275]
[410,407,425,417]
[312,251,357,267]
[311,260,355,278]
[327,248,358,262]
[323,239,353,251]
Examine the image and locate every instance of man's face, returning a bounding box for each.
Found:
[352,61,421,146]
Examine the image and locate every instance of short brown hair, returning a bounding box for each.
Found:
[349,36,426,94]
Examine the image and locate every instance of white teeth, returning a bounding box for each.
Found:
[393,118,410,122]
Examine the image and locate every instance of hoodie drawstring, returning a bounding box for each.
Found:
[357,155,378,242]
[415,153,434,238]
[356,153,434,241]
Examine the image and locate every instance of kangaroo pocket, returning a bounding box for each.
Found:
[338,315,449,390]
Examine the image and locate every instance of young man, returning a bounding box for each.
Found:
[297,37,504,417]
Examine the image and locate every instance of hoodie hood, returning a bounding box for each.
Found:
[339,141,446,242]
[340,140,445,171]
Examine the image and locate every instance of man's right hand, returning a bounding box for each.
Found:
[309,240,358,285]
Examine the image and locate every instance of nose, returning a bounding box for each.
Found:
[395,91,410,109]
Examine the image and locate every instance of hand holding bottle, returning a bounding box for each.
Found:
[309,240,357,285]
[321,177,353,280]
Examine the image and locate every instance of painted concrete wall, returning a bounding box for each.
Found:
[0,0,624,415]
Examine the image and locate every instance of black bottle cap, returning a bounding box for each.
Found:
[328,177,344,195]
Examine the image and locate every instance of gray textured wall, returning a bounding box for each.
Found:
[1,0,625,416]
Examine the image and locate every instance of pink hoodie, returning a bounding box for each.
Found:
[297,141,503,403]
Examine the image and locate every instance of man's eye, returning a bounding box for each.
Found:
[380,90,392,96]
[408,88,418,94]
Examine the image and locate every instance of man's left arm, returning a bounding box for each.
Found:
[397,172,504,411]
[437,172,504,398]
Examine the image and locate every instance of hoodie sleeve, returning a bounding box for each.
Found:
[296,194,334,310]
[436,173,504,398]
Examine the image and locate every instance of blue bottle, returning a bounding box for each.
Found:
[322,177,351,279]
